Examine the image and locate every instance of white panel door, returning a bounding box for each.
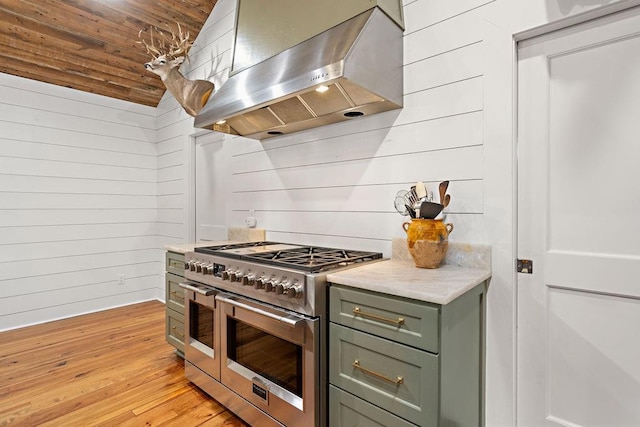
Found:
[517,7,640,427]
[194,132,230,241]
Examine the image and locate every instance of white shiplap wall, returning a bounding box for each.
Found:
[157,0,493,255]
[0,73,159,331]
[179,0,495,256]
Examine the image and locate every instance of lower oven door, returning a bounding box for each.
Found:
[216,293,321,427]
[180,281,220,380]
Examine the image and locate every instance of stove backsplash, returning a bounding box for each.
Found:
[392,239,491,270]
[226,227,265,242]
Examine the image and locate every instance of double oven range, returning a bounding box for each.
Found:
[180,242,383,427]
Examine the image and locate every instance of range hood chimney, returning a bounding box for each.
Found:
[194,2,404,140]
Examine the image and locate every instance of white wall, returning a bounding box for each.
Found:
[174,0,490,255]
[228,2,489,253]
[0,73,160,331]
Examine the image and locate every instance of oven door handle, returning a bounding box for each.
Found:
[216,295,304,327]
[179,282,215,296]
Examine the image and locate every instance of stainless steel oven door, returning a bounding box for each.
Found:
[180,281,220,381]
[216,293,320,427]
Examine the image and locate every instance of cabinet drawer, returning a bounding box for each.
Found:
[330,385,416,427]
[166,251,186,276]
[166,308,185,353]
[166,273,185,313]
[329,323,439,427]
[330,285,440,353]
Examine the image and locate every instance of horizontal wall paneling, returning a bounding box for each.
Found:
[0,69,159,330]
[233,179,483,214]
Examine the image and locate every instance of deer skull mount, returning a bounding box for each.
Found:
[139,24,214,117]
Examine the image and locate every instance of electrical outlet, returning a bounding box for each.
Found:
[245,209,257,228]
[117,274,125,285]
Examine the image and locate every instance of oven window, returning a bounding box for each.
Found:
[228,318,303,397]
[189,301,214,350]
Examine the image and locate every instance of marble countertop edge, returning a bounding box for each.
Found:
[327,260,491,305]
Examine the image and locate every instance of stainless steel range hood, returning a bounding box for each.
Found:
[194,6,404,140]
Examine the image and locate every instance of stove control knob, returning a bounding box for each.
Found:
[222,270,231,281]
[275,280,290,295]
[255,276,266,290]
[195,262,203,273]
[189,260,197,271]
[265,279,278,293]
[286,282,304,299]
[202,264,213,275]
[229,271,238,282]
[242,274,255,286]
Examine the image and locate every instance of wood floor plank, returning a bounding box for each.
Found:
[0,301,249,427]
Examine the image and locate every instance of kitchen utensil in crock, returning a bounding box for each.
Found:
[408,186,419,206]
[443,194,451,208]
[419,201,444,219]
[406,203,417,218]
[415,181,427,200]
[394,190,410,216]
[438,180,449,205]
[394,189,422,216]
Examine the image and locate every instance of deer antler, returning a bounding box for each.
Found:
[168,23,192,58]
[138,23,193,60]
[138,28,160,59]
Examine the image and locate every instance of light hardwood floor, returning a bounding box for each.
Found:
[0,300,248,426]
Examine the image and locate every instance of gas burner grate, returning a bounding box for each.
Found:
[243,247,383,273]
[194,241,383,273]
[194,241,279,255]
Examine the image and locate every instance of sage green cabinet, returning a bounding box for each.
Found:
[329,385,416,427]
[165,251,185,356]
[329,282,486,427]
[166,251,186,276]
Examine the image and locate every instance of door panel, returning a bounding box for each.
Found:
[547,35,640,257]
[194,132,229,241]
[517,6,640,426]
[547,289,640,426]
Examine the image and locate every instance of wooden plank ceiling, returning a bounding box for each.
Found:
[0,0,218,106]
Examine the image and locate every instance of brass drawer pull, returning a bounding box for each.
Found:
[171,326,184,338]
[352,360,403,385]
[169,260,184,269]
[353,307,405,325]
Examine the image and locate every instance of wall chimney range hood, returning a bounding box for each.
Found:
[194,2,404,140]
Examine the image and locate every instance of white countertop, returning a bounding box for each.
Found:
[327,259,491,305]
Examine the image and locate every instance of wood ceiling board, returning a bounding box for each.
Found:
[0,0,218,106]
